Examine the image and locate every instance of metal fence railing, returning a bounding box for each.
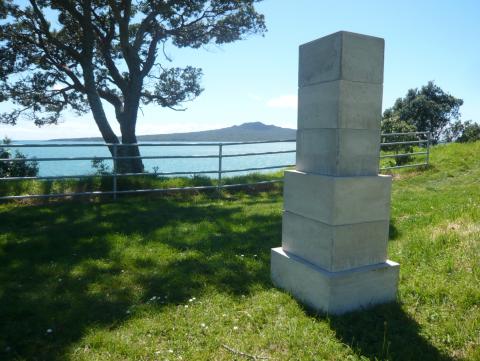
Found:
[0,140,296,201]
[0,132,431,201]
[380,131,431,170]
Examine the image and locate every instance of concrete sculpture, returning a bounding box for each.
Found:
[271,31,399,314]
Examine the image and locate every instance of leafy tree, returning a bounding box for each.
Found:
[444,120,464,143]
[380,116,417,166]
[0,137,39,177]
[445,120,480,143]
[0,1,266,173]
[383,81,463,143]
[458,121,480,143]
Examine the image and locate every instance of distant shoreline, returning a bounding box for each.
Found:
[48,122,296,142]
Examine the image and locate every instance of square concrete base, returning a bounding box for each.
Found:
[271,247,399,315]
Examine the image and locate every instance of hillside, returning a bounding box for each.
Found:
[52,122,296,142]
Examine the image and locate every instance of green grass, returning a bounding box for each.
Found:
[0,141,479,361]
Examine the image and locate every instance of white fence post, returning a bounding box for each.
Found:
[217,144,223,192]
[112,144,118,200]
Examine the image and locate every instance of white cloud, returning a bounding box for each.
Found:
[266,95,298,109]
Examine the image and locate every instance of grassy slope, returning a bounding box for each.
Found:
[0,142,479,361]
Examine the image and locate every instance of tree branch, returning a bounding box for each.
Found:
[91,19,128,92]
[29,0,84,63]
[108,0,137,71]
[133,10,160,51]
[97,88,123,114]
[141,31,164,78]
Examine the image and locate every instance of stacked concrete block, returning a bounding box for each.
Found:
[271,31,399,315]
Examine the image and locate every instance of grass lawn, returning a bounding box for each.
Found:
[0,141,479,361]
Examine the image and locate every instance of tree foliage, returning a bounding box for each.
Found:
[383,81,463,143]
[445,120,480,143]
[458,121,480,143]
[0,0,266,172]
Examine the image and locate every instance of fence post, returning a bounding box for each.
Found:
[426,132,431,167]
[217,144,223,192]
[112,144,118,200]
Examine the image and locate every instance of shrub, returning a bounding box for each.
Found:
[91,158,111,175]
[457,121,480,143]
[381,116,418,166]
[0,137,39,178]
[444,120,480,143]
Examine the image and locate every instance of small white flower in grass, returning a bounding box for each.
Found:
[155,350,161,355]
[222,313,227,317]
[240,254,244,257]
[184,305,188,308]
[253,254,258,258]
[233,326,239,330]
[126,310,131,314]
[46,328,53,334]
[168,349,174,353]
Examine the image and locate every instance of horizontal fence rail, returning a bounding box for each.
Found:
[0,132,430,201]
[379,131,430,171]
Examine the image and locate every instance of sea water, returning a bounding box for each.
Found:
[6,141,296,178]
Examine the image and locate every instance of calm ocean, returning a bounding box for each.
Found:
[8,141,296,178]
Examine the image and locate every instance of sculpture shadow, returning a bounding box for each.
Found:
[326,302,453,361]
[389,219,401,240]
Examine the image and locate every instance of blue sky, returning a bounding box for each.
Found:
[1,0,479,140]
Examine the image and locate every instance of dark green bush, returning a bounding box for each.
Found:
[0,138,39,178]
[381,116,418,166]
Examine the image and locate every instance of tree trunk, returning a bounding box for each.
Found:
[117,90,144,174]
[117,120,144,174]
[82,64,127,173]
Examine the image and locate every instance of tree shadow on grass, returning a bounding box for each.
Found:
[0,194,281,360]
[326,302,453,361]
[0,193,451,361]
